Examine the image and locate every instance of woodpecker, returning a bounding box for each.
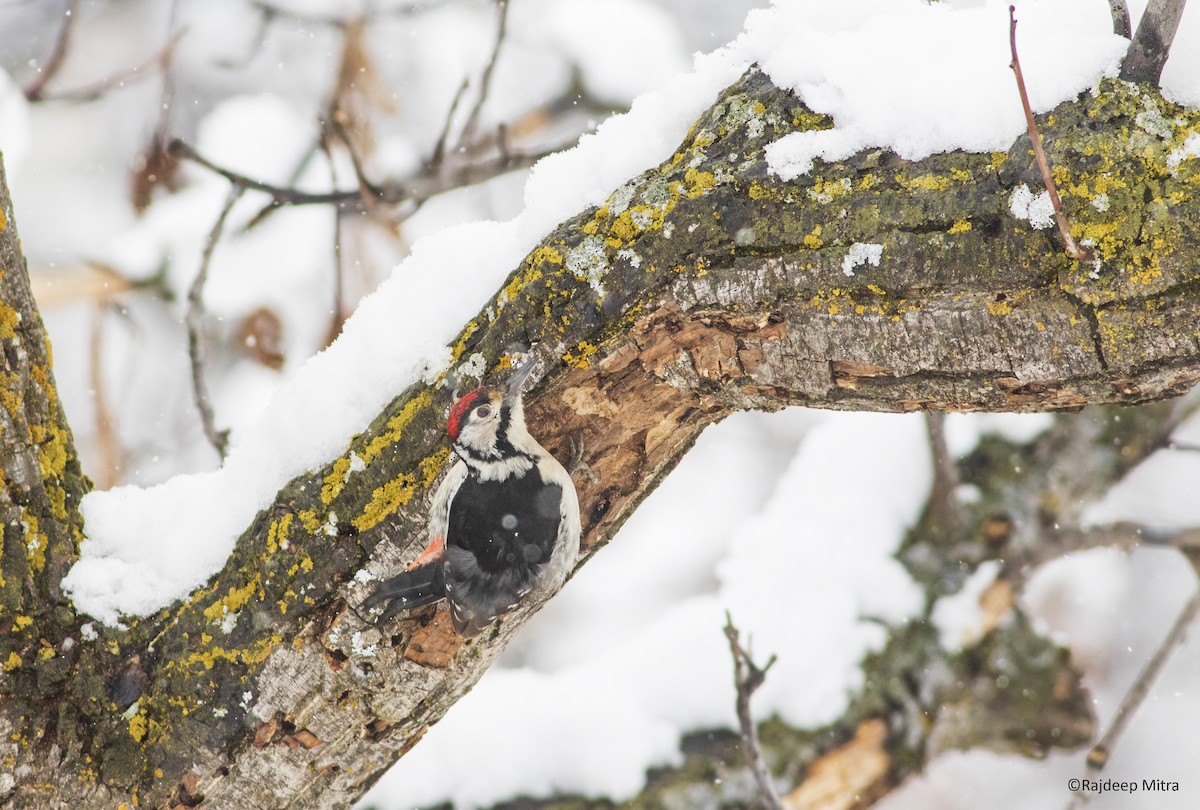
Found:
[368,358,581,638]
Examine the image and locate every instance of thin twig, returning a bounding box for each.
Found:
[187,184,243,459]
[1066,585,1200,810]
[171,137,558,213]
[38,30,184,103]
[923,411,961,533]
[1119,0,1188,84]
[1087,589,1200,770]
[723,612,783,810]
[1008,6,1090,263]
[325,115,380,209]
[459,0,510,148]
[1108,0,1133,38]
[430,78,470,170]
[170,139,368,205]
[23,0,80,101]
[89,304,122,489]
[318,133,347,346]
[251,0,449,28]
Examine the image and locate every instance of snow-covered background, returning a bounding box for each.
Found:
[4,0,1200,807]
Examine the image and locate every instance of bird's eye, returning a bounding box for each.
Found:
[474,405,492,419]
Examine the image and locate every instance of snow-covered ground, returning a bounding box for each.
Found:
[3,0,1199,807]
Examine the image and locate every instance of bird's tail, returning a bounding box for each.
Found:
[365,564,445,623]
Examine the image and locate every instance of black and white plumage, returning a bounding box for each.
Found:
[369,359,581,638]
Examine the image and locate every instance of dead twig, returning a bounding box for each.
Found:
[1119,0,1188,84]
[23,0,80,101]
[458,0,511,148]
[187,184,243,459]
[430,78,470,171]
[318,132,347,346]
[1108,0,1133,38]
[1008,6,1090,264]
[38,30,184,103]
[723,613,783,810]
[171,137,559,215]
[170,138,371,206]
[1067,582,1200,809]
[89,304,123,489]
[923,411,961,534]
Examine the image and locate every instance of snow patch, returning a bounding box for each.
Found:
[841,241,883,277]
[1009,184,1055,230]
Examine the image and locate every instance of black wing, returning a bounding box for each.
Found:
[443,469,564,637]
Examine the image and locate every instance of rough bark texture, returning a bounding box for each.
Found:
[3,69,1200,808]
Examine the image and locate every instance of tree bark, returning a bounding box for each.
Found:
[3,68,1200,808]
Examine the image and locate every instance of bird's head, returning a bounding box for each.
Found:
[445,358,538,469]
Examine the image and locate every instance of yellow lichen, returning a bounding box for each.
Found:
[530,246,563,266]
[182,633,282,672]
[448,319,480,364]
[202,577,261,623]
[361,389,433,467]
[803,224,824,250]
[352,447,449,532]
[898,173,951,192]
[36,423,68,482]
[563,341,598,369]
[3,651,22,671]
[948,219,972,234]
[0,302,18,340]
[683,168,717,198]
[808,177,852,203]
[320,456,353,505]
[748,181,773,200]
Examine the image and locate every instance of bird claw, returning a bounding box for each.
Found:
[567,433,599,484]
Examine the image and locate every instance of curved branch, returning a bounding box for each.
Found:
[1120,0,1188,84]
[5,68,1200,808]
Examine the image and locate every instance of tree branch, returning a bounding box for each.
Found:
[1109,0,1133,38]
[1120,0,1188,84]
[1009,6,1090,263]
[22,0,79,101]
[186,184,243,459]
[723,613,783,810]
[459,0,511,148]
[6,69,1200,808]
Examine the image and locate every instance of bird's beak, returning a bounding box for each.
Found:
[503,355,537,402]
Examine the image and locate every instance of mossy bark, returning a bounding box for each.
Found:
[3,69,1200,808]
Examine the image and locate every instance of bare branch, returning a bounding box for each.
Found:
[723,613,783,810]
[251,0,450,28]
[170,137,560,215]
[1109,0,1133,38]
[1008,6,1090,264]
[430,78,470,170]
[318,133,348,346]
[459,0,511,148]
[186,184,243,459]
[36,30,183,103]
[1066,583,1200,809]
[89,304,122,489]
[923,411,961,534]
[1119,0,1188,84]
[22,0,79,101]
[170,138,369,206]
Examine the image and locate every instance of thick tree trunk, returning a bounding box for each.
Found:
[3,68,1200,808]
